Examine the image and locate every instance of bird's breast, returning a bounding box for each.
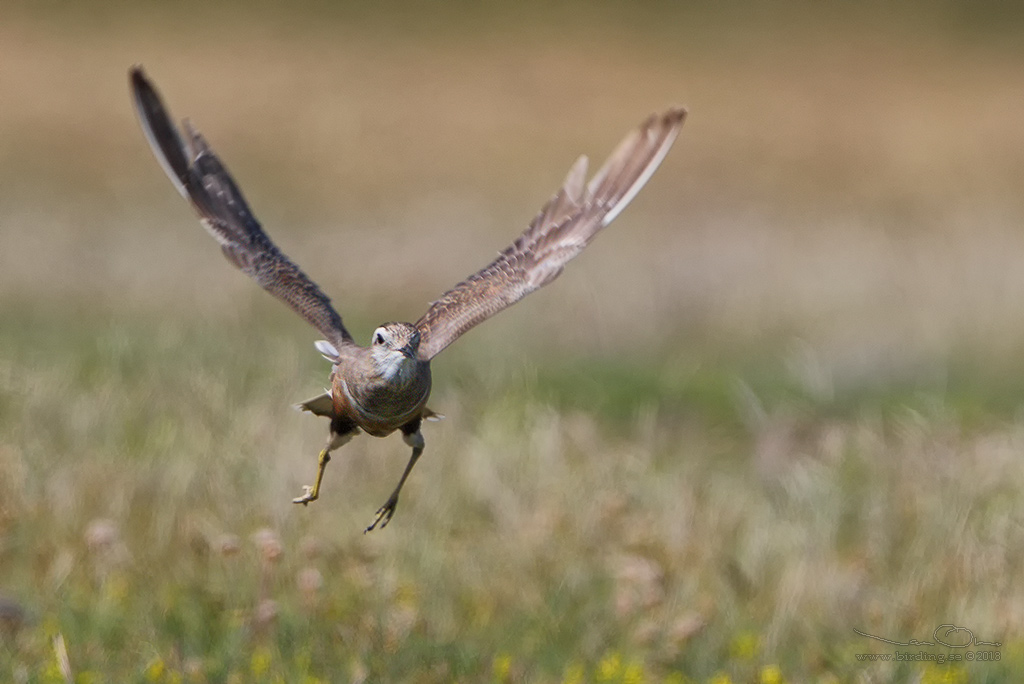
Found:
[332,363,431,436]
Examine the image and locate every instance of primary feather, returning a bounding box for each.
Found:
[414,107,686,361]
[130,67,353,352]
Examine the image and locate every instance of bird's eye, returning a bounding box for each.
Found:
[374,332,385,345]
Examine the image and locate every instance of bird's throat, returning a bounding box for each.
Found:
[375,353,417,386]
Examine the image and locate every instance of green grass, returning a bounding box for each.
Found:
[2,308,1024,682]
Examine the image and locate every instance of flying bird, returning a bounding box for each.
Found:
[129,66,685,531]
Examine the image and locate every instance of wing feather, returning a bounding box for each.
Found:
[129,66,352,349]
[415,107,686,360]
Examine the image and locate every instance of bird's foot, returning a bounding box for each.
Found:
[292,485,319,506]
[364,495,399,533]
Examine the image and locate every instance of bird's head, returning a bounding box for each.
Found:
[369,322,421,382]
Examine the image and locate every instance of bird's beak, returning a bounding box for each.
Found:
[399,344,416,359]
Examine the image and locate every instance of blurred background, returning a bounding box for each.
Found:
[2,1,1024,681]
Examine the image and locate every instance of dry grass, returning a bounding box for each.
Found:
[4,5,1024,362]
[2,4,1024,682]
[3,312,1024,681]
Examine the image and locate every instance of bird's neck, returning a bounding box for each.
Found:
[372,353,418,386]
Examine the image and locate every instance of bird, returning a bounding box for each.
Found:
[129,65,685,532]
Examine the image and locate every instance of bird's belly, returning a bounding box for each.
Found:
[332,375,430,437]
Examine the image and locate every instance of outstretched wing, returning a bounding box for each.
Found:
[129,66,353,350]
[414,107,686,361]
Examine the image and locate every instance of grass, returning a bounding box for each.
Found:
[3,308,1024,682]
[3,3,1024,682]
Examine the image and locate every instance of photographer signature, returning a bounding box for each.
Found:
[855,624,1001,648]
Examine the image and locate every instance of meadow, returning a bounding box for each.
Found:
[2,3,1024,681]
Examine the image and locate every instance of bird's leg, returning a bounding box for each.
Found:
[292,447,331,505]
[293,422,355,505]
[365,421,424,532]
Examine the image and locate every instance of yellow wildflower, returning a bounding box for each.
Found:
[41,663,65,684]
[250,646,273,678]
[563,663,585,684]
[708,672,733,684]
[597,652,623,681]
[730,631,759,660]
[145,657,165,681]
[623,661,645,684]
[920,664,968,684]
[759,664,783,684]
[493,653,512,681]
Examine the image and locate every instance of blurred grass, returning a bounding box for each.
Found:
[3,2,1024,682]
[4,309,1024,682]
[4,308,1024,682]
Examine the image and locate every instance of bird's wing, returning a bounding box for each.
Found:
[130,66,353,350]
[414,107,686,361]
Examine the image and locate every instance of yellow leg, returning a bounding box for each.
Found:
[292,448,331,505]
[365,430,425,532]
